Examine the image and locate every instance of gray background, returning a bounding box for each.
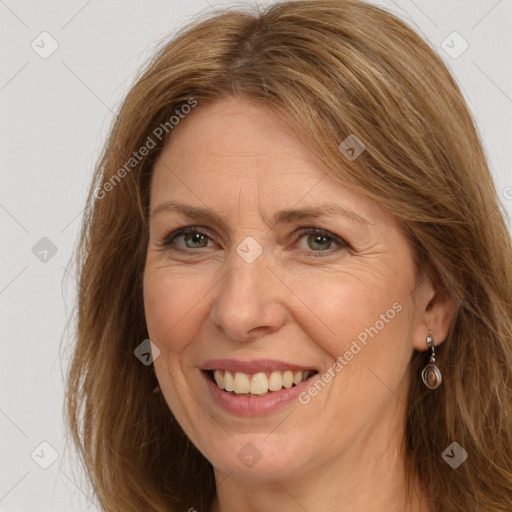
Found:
[1,0,511,510]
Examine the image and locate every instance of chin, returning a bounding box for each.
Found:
[199,431,314,482]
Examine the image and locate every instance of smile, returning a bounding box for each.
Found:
[200,359,319,415]
[209,369,316,396]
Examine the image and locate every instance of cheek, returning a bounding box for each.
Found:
[143,270,206,423]
[292,267,404,351]
[143,269,210,353]
[294,270,413,397]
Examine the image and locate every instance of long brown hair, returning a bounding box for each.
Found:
[63,1,512,510]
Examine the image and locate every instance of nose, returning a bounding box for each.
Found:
[209,247,287,342]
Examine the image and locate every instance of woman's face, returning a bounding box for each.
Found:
[143,97,434,482]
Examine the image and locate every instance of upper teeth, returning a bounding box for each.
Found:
[213,370,312,395]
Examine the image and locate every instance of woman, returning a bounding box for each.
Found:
[64,0,512,510]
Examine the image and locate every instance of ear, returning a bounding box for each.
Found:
[412,272,458,352]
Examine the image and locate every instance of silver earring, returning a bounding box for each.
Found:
[421,333,442,389]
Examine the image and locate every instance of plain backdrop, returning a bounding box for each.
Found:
[1,0,511,510]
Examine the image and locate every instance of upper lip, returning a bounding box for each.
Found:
[200,359,317,374]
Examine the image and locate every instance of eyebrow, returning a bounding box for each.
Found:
[150,200,371,228]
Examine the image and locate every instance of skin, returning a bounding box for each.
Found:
[143,97,456,511]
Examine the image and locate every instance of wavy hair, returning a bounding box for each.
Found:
[63,0,512,510]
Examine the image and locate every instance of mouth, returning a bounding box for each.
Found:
[203,369,319,397]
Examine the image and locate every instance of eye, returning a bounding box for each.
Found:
[293,228,349,256]
[157,226,350,256]
[158,227,216,250]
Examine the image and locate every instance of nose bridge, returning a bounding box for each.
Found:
[210,238,284,341]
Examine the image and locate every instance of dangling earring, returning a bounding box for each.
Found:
[421,333,442,389]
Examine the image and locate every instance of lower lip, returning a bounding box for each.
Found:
[201,371,316,415]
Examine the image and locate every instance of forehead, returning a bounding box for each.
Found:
[153,97,318,178]
[149,97,383,225]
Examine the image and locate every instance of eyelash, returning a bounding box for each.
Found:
[157,226,350,257]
